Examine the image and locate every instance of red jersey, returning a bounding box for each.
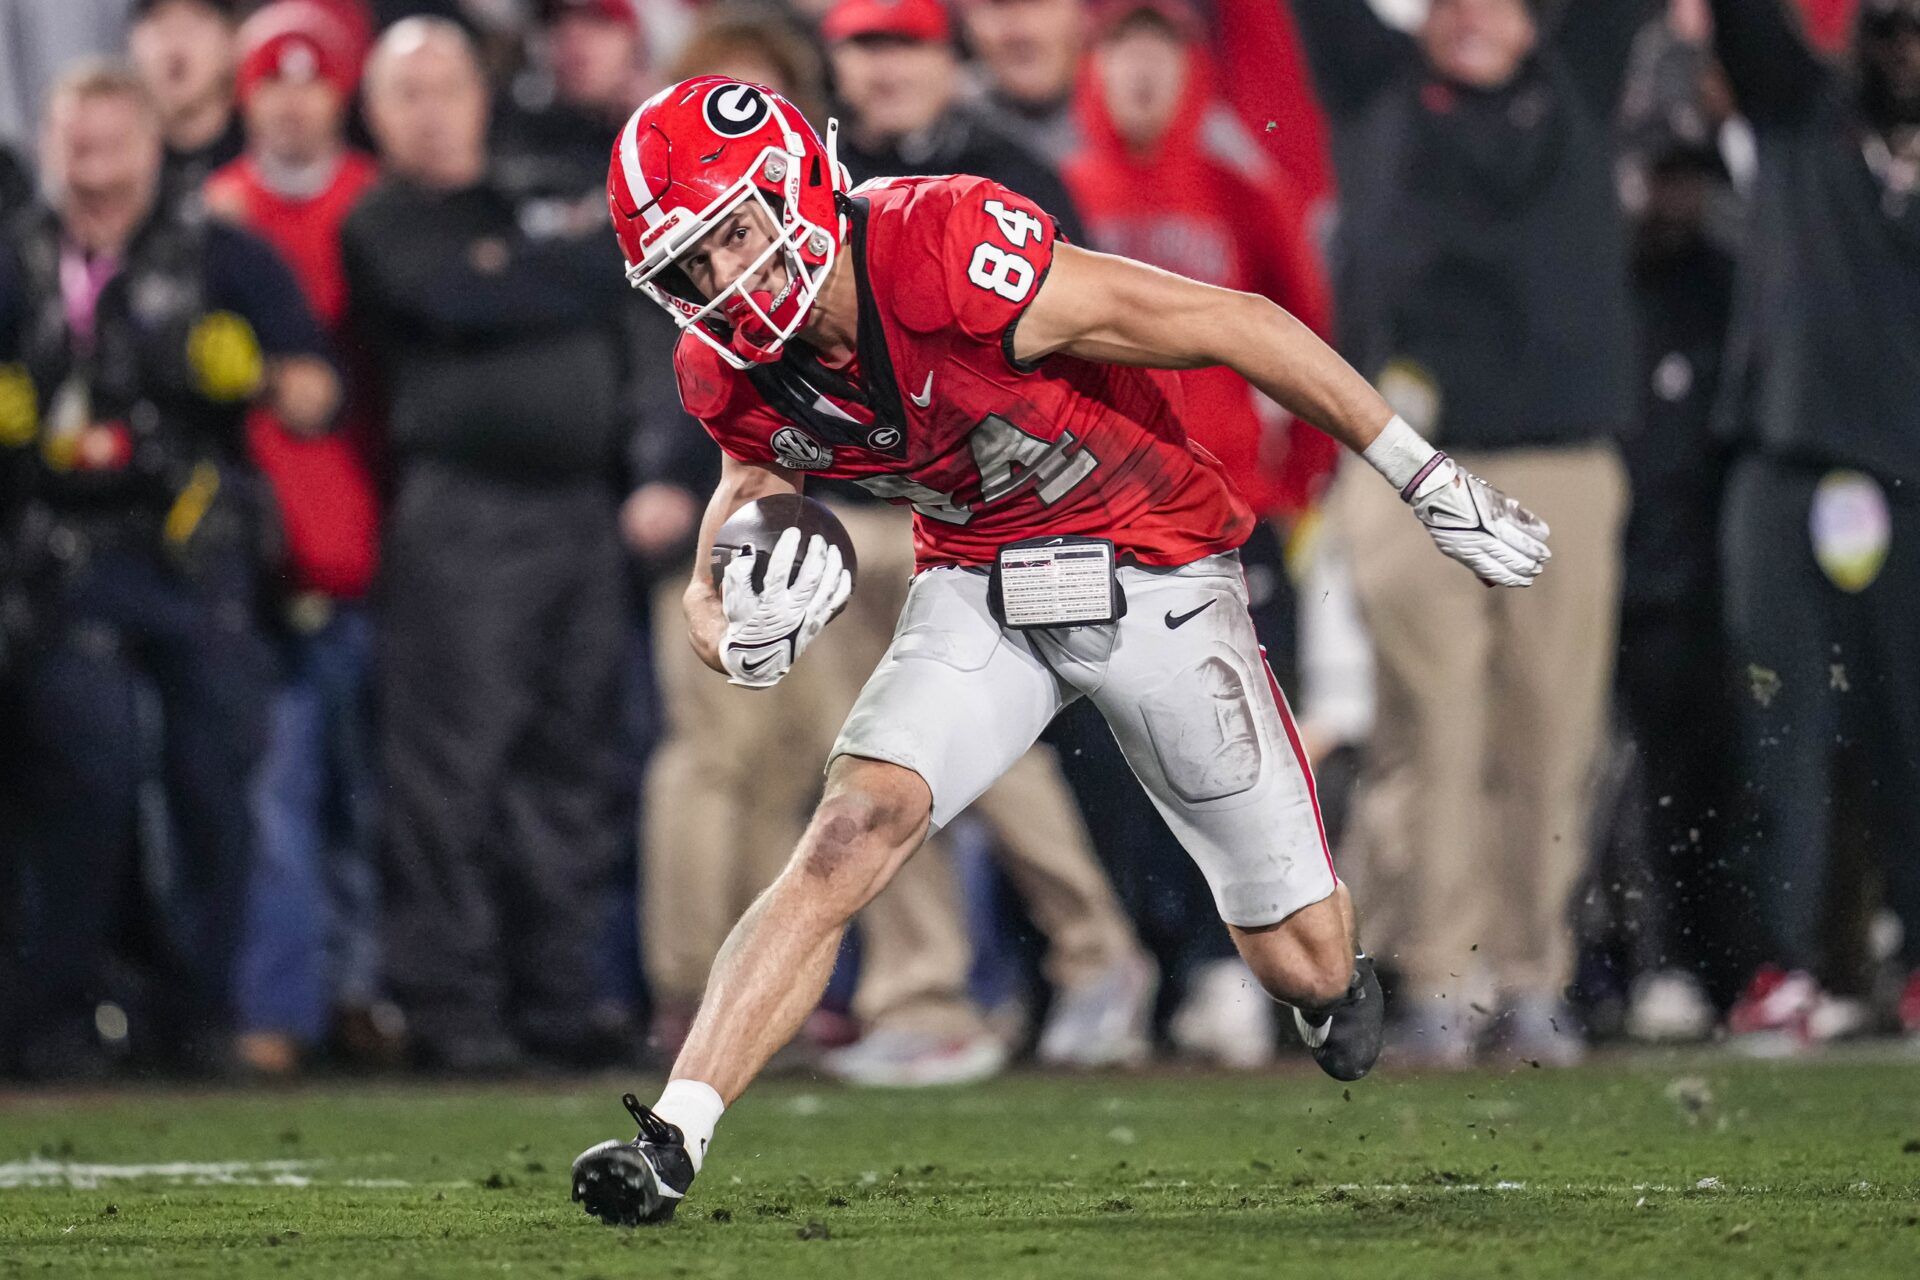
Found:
[675,174,1253,570]
[205,152,381,599]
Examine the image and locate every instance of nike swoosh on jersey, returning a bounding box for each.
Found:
[1164,600,1218,630]
[908,372,934,408]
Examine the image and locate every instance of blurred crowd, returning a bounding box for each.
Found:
[2,0,1917,1085]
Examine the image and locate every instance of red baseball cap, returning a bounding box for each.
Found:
[821,0,953,45]
[235,0,359,105]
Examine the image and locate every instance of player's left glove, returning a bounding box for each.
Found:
[1403,453,1551,588]
[1362,415,1550,589]
[718,526,852,688]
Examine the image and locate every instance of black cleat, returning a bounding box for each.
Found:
[1293,954,1385,1082]
[571,1093,697,1227]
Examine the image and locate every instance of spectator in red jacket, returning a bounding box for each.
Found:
[1065,0,1338,525]
[1215,0,1334,206]
[203,0,391,1078]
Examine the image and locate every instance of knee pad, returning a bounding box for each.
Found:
[1139,656,1264,804]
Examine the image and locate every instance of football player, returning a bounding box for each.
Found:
[573,77,1550,1227]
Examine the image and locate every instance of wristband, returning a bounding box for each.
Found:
[1361,415,1442,499]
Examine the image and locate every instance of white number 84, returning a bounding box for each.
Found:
[966,197,1047,302]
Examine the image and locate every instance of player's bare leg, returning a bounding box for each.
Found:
[1229,881,1383,1081]
[573,756,932,1226]
[672,757,932,1096]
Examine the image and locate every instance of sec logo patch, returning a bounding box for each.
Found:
[772,426,833,470]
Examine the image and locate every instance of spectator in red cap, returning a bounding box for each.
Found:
[202,0,389,1079]
[129,0,246,201]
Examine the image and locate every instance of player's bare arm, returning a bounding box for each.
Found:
[1013,242,1396,453]
[1015,245,1555,589]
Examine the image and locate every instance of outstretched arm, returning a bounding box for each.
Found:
[1013,243,1393,453]
[1011,244,1551,588]
[1286,0,1418,119]
[1706,0,1828,126]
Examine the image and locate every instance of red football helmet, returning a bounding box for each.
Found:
[608,77,850,368]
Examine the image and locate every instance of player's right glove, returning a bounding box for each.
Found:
[718,526,852,688]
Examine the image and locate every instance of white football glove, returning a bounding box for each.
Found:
[1402,453,1552,588]
[718,527,852,688]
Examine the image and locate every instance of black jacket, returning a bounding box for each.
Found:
[1625,231,1737,610]
[0,201,325,510]
[0,146,30,223]
[342,173,632,483]
[1291,0,1656,450]
[492,100,718,498]
[1708,0,1920,488]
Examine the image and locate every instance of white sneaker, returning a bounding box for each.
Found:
[1727,966,1821,1056]
[1036,953,1158,1068]
[1169,959,1275,1070]
[819,1027,1009,1088]
[1803,993,1873,1044]
[1625,970,1715,1043]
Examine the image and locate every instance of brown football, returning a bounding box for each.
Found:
[708,493,859,598]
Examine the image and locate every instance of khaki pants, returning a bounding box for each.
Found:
[854,740,1137,1036]
[643,504,1138,1031]
[1329,445,1627,1001]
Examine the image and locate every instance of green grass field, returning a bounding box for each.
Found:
[3,1053,1918,1279]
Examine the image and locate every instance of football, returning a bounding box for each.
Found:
[708,492,859,598]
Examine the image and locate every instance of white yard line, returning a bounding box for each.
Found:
[0,1157,323,1188]
[0,1158,430,1190]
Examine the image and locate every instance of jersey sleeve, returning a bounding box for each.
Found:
[933,176,1059,365]
[671,331,783,466]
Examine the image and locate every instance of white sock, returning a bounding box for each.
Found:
[653,1079,725,1174]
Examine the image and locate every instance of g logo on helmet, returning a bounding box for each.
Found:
[703,83,771,138]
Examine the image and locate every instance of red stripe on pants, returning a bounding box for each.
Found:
[1259,644,1336,882]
